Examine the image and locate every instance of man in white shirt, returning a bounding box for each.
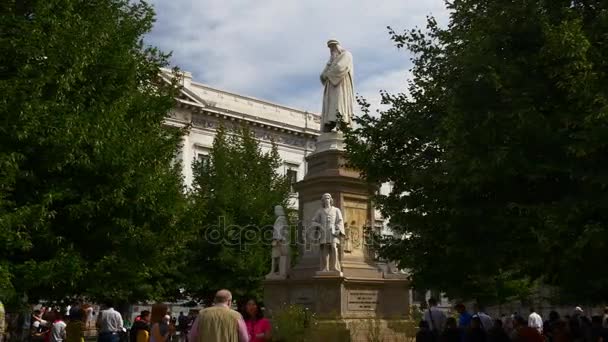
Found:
[528,307,543,334]
[50,313,66,342]
[96,304,124,342]
[473,303,494,331]
[424,298,447,333]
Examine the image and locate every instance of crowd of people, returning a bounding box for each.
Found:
[27,305,92,342]
[418,298,608,342]
[186,290,269,342]
[0,290,270,342]
[128,291,270,342]
[6,294,608,342]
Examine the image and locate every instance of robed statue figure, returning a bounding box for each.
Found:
[320,39,354,132]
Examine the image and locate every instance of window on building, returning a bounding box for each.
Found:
[286,169,298,192]
[196,153,210,168]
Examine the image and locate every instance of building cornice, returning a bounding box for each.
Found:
[188,80,320,120]
[161,68,321,135]
[169,100,317,152]
[175,99,320,139]
[162,69,321,151]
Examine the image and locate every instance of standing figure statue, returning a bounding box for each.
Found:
[311,193,345,273]
[268,205,289,278]
[320,39,355,132]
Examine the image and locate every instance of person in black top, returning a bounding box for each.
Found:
[544,311,560,342]
[441,317,461,342]
[417,320,436,342]
[591,316,608,342]
[177,312,188,342]
[487,319,509,342]
[465,317,487,342]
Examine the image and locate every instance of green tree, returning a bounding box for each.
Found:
[0,0,187,304]
[345,0,608,303]
[184,126,291,301]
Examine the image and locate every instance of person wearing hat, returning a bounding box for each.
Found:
[573,306,585,324]
[320,39,354,132]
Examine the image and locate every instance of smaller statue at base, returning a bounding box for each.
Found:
[311,193,345,273]
[267,205,290,279]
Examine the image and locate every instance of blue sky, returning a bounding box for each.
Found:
[146,0,449,113]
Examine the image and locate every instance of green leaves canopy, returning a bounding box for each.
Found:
[345,0,608,303]
[183,126,292,302]
[0,0,187,304]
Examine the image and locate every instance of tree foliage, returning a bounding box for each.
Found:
[183,126,292,302]
[345,0,608,303]
[0,0,187,304]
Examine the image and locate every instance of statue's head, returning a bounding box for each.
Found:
[321,193,333,207]
[327,39,342,57]
[274,205,285,217]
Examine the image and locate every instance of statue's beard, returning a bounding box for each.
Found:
[329,51,339,63]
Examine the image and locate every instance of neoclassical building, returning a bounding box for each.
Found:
[161,70,321,206]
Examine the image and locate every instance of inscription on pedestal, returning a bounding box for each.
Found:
[347,289,379,311]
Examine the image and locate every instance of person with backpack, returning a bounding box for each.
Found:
[130,311,150,342]
[424,298,447,338]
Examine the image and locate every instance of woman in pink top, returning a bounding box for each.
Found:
[241,298,271,342]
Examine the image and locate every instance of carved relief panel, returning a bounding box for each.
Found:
[342,199,369,259]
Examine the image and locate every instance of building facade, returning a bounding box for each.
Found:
[162,70,321,206]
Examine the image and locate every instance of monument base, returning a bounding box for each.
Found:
[263,274,409,317]
[264,275,411,341]
[315,270,343,277]
[315,131,345,152]
[265,273,287,280]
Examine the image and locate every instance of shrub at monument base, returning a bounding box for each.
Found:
[310,322,350,342]
[347,318,417,342]
[271,304,315,342]
[270,304,417,342]
[271,304,349,342]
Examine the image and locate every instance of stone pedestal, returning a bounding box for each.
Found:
[316,270,343,277]
[263,132,410,341]
[264,276,409,319]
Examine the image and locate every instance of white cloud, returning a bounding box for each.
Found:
[357,67,413,114]
[147,0,448,112]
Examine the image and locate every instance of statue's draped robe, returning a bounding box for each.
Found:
[312,206,345,244]
[321,50,354,127]
[272,215,288,257]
